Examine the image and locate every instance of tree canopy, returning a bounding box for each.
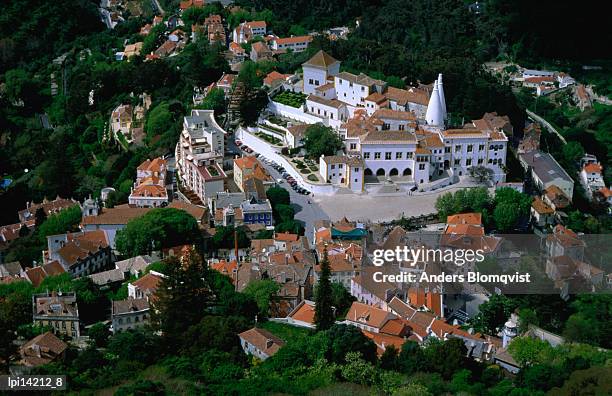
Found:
[115,208,201,257]
[303,124,343,159]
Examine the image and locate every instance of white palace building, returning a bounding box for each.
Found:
[269,50,508,193]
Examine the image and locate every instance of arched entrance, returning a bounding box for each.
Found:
[376,168,385,176]
[364,168,373,176]
[403,168,412,176]
[389,168,399,176]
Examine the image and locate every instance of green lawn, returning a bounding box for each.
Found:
[260,321,313,343]
[273,91,307,108]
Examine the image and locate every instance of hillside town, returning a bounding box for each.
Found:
[0,0,610,394]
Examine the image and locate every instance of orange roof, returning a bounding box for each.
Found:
[82,204,151,225]
[583,163,602,174]
[446,212,482,226]
[210,260,237,277]
[346,302,395,329]
[246,20,267,29]
[314,228,332,244]
[57,230,109,266]
[372,108,416,121]
[287,300,315,324]
[137,157,167,173]
[275,232,299,242]
[25,267,47,288]
[524,76,555,84]
[238,327,284,356]
[365,92,386,103]
[180,0,204,10]
[598,187,612,198]
[303,50,338,68]
[275,35,312,45]
[430,319,481,341]
[234,156,259,170]
[131,183,167,198]
[362,330,406,356]
[532,197,554,214]
[264,71,289,86]
[132,273,162,293]
[445,223,484,236]
[229,42,245,53]
[379,318,411,336]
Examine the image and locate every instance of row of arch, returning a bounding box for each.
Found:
[364,168,412,177]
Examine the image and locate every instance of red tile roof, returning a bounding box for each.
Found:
[583,163,602,174]
[238,327,285,356]
[132,273,162,294]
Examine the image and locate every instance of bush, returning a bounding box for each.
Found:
[307,174,319,182]
[300,169,310,174]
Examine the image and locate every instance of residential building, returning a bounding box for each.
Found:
[18,332,67,368]
[216,73,236,98]
[109,94,151,145]
[531,197,555,227]
[18,197,78,223]
[470,112,513,138]
[214,197,273,228]
[519,151,574,200]
[557,72,575,88]
[32,292,80,338]
[233,156,271,191]
[123,42,143,59]
[0,261,24,278]
[45,230,111,277]
[175,110,227,204]
[229,42,246,61]
[314,244,362,289]
[522,69,555,79]
[344,301,398,333]
[250,41,273,62]
[269,35,313,52]
[319,155,364,192]
[238,327,284,360]
[579,161,605,200]
[240,197,273,226]
[111,298,150,333]
[209,259,238,283]
[286,300,316,329]
[115,255,154,277]
[285,123,308,148]
[263,71,291,88]
[232,21,267,44]
[180,0,204,11]
[128,272,163,301]
[543,185,570,211]
[82,204,152,249]
[128,157,169,207]
[575,84,591,110]
[24,261,66,288]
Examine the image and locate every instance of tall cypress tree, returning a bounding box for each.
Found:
[314,248,334,331]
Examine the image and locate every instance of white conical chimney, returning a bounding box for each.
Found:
[425,81,444,127]
[437,74,447,120]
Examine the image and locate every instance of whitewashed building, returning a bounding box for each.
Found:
[175,110,226,203]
